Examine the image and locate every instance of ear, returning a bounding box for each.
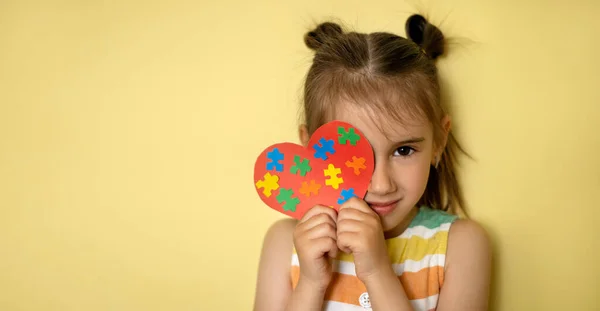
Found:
[441,114,452,142]
[432,115,452,165]
[298,124,310,147]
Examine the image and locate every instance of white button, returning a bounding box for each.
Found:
[359,292,371,309]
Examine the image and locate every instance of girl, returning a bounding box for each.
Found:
[253,14,491,311]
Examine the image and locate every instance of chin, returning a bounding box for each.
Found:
[378,201,416,232]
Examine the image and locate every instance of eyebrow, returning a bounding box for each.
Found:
[396,137,425,144]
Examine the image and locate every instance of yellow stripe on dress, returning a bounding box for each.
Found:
[334,230,449,264]
[290,229,448,261]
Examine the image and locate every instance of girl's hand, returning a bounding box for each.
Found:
[336,197,392,284]
[293,205,338,292]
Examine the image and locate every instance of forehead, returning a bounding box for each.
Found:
[333,102,433,145]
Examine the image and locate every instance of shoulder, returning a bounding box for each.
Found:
[446,218,492,263]
[259,218,298,267]
[261,218,298,250]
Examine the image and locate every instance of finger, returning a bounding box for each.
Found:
[305,221,337,241]
[312,237,338,259]
[337,206,369,222]
[299,205,337,224]
[339,197,374,215]
[298,212,336,233]
[328,248,338,259]
[336,218,364,234]
[327,239,338,259]
[337,231,360,254]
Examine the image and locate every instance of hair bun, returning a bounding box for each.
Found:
[304,22,344,51]
[405,14,445,59]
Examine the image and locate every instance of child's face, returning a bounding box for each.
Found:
[334,103,437,234]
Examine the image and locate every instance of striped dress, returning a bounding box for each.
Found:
[290,206,458,311]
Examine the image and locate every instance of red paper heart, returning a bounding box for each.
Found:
[254,120,374,219]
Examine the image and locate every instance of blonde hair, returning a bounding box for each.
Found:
[300,15,469,217]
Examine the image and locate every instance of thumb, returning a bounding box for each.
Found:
[337,234,353,254]
[328,245,339,259]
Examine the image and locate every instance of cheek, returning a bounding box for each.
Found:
[393,157,431,193]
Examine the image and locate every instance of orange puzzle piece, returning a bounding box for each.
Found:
[299,180,321,197]
[345,156,366,175]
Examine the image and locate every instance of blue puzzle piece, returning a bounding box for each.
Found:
[313,138,335,160]
[266,148,284,172]
[338,188,356,204]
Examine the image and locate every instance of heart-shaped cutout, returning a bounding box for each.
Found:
[254,120,374,219]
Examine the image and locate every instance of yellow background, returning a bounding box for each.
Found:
[1,0,598,310]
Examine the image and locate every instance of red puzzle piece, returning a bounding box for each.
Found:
[254,120,374,219]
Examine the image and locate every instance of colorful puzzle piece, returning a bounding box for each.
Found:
[324,164,344,190]
[299,180,321,197]
[338,127,360,145]
[266,148,284,172]
[255,172,280,197]
[345,156,367,175]
[313,138,335,160]
[290,155,311,176]
[338,188,356,204]
[276,188,301,212]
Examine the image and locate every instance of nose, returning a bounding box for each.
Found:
[368,158,396,196]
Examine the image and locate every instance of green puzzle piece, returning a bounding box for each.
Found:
[338,126,360,145]
[290,155,311,176]
[276,188,300,212]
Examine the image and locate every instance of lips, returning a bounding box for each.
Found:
[367,200,399,216]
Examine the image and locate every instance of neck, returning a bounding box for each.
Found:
[383,207,418,239]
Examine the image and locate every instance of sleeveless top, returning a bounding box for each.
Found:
[290,206,459,311]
